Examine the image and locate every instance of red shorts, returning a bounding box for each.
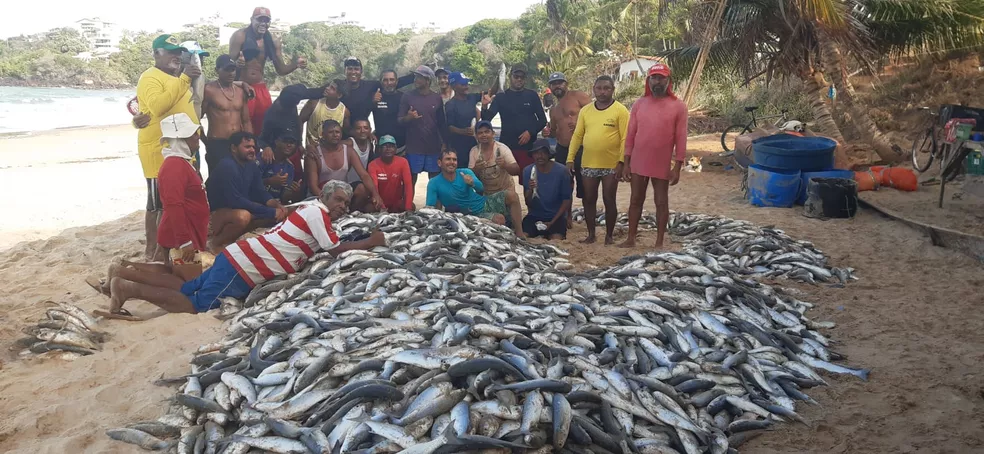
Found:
[247,82,272,136]
[513,147,535,184]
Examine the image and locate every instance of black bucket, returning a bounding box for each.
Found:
[803,177,858,219]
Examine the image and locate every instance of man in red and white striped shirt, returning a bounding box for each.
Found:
[107,180,385,315]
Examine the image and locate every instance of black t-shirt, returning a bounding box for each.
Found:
[335,74,415,122]
[372,90,406,147]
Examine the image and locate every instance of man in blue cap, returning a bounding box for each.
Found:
[444,72,483,168]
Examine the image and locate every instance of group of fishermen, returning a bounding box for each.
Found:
[102,6,687,317]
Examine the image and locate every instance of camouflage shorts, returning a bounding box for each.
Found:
[477,190,508,219]
[581,167,617,178]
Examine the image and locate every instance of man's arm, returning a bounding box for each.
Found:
[240,87,253,133]
[343,108,351,133]
[499,144,521,176]
[617,104,629,163]
[138,75,192,117]
[551,170,574,226]
[271,37,299,76]
[299,99,317,124]
[481,94,499,121]
[306,155,322,196]
[624,102,640,163]
[425,180,438,207]
[228,30,245,79]
[567,110,587,165]
[200,84,212,121]
[528,91,547,138]
[466,169,484,194]
[400,160,414,211]
[395,74,415,89]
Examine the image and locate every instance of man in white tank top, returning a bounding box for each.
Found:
[347,118,378,212]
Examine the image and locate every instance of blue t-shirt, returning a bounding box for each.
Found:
[426,169,486,215]
[206,156,275,218]
[522,162,572,221]
[258,160,295,199]
[444,94,482,165]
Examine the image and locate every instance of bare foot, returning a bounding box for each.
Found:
[567,217,573,229]
[604,236,614,245]
[654,240,665,249]
[618,238,636,248]
[580,236,597,244]
[514,231,527,239]
[108,278,130,313]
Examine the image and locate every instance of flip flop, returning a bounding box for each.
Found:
[85,276,111,297]
[92,309,144,322]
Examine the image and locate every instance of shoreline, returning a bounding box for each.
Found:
[0,81,133,90]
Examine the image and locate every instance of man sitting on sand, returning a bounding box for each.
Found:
[426,149,525,237]
[207,131,288,251]
[522,139,572,240]
[259,128,304,204]
[368,135,414,213]
[105,181,386,315]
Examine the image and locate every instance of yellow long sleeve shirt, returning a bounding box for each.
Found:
[567,101,629,169]
[136,67,199,178]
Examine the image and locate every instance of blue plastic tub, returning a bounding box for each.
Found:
[747,164,801,208]
[797,169,854,204]
[752,136,837,171]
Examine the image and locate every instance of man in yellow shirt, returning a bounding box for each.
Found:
[566,75,629,245]
[137,34,201,261]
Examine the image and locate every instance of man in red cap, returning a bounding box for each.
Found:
[229,7,308,137]
[620,62,688,249]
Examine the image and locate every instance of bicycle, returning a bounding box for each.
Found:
[720,106,794,153]
[910,106,961,182]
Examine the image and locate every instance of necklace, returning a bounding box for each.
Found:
[219,83,236,102]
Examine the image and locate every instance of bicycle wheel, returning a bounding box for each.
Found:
[938,143,964,183]
[721,124,751,153]
[910,128,936,172]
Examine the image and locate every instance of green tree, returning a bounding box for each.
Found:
[447,43,487,80]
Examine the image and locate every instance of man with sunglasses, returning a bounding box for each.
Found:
[480,63,546,183]
[229,7,308,136]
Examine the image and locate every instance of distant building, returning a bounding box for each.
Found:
[74,18,121,55]
[618,56,663,81]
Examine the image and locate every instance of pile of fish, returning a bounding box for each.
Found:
[571,208,856,285]
[109,209,869,454]
[16,301,107,360]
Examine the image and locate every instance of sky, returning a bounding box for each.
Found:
[4,0,542,38]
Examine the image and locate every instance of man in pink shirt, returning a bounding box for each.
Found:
[620,63,688,248]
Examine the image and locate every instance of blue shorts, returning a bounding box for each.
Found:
[407,153,441,174]
[180,253,252,313]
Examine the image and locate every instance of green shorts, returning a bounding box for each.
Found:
[478,191,507,219]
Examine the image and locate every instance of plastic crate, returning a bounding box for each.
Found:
[967,150,984,175]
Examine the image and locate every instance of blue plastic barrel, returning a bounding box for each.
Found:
[747,164,801,208]
[753,136,837,171]
[797,169,854,204]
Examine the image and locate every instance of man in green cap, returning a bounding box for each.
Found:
[136,34,202,261]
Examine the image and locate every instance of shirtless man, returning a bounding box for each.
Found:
[543,71,591,227]
[201,54,252,174]
[228,7,307,136]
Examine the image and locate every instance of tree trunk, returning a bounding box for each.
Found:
[819,36,902,164]
[682,0,728,105]
[802,69,851,169]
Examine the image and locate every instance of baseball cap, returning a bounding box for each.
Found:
[278,127,300,143]
[180,41,209,57]
[159,113,199,142]
[648,63,671,77]
[510,63,528,75]
[343,56,362,68]
[252,7,272,19]
[413,65,436,79]
[448,72,471,86]
[378,135,397,146]
[435,68,449,76]
[548,72,566,83]
[527,139,552,156]
[215,54,236,70]
[474,120,494,131]
[152,34,186,52]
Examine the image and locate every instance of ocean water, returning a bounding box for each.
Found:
[0,86,135,134]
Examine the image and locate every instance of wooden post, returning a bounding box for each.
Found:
[682,0,728,105]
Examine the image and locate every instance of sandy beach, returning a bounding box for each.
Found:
[0,126,982,453]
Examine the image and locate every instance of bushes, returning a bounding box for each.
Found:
[694,74,815,126]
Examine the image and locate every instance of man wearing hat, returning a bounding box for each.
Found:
[480,63,547,180]
[544,71,591,227]
[229,7,308,136]
[259,128,303,204]
[444,72,483,168]
[522,139,572,240]
[136,34,202,261]
[202,54,253,174]
[157,113,209,279]
[399,65,447,183]
[336,57,415,124]
[621,62,688,249]
[368,135,414,213]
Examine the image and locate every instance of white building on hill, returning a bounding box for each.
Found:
[74,18,121,55]
[618,56,663,81]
